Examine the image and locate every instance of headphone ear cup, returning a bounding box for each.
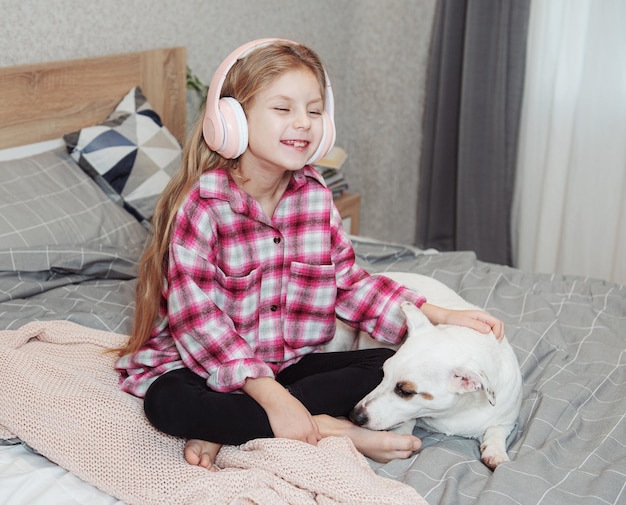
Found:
[217,97,248,159]
[306,111,336,165]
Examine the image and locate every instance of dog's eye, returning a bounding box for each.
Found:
[394,382,417,399]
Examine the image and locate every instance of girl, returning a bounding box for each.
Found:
[116,39,504,472]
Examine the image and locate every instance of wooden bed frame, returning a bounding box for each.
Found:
[0,47,187,150]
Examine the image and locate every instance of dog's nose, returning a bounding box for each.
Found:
[349,406,369,426]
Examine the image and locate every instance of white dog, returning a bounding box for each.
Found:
[330,272,522,469]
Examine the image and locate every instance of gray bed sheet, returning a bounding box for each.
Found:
[0,245,140,333]
[0,235,624,505]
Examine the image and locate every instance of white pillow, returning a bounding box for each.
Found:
[0,138,65,161]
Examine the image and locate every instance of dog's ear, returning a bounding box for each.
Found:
[449,367,496,406]
[400,301,434,335]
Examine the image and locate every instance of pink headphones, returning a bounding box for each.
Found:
[202,38,336,164]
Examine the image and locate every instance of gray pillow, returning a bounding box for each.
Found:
[0,147,148,249]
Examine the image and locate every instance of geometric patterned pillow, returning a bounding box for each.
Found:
[64,87,181,225]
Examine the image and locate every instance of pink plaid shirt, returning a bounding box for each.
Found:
[116,166,425,396]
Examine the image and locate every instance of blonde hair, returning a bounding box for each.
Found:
[119,41,328,355]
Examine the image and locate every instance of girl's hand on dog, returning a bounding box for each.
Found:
[420,303,505,340]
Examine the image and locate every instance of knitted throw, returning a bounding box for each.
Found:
[0,320,426,505]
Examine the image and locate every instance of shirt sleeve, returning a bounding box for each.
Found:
[328,204,426,345]
[167,227,274,393]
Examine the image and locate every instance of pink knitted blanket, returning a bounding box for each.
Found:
[0,320,426,505]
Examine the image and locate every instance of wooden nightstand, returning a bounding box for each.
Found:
[334,192,361,234]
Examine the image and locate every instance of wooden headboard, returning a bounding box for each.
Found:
[0,47,187,149]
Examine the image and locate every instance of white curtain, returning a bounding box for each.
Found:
[512,0,626,284]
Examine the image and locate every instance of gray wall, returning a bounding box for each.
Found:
[1,0,436,243]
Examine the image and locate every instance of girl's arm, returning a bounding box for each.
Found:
[328,203,505,341]
[242,376,321,445]
[419,302,505,340]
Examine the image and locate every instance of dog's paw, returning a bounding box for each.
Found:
[480,441,509,470]
[480,425,512,470]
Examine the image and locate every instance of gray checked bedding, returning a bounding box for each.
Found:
[0,147,624,504]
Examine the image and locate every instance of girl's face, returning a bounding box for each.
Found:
[242,68,325,174]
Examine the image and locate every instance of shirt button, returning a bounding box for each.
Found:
[270,305,278,312]
[273,236,281,244]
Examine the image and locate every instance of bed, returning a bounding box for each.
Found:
[0,49,624,505]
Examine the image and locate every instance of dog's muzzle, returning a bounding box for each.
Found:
[349,405,369,427]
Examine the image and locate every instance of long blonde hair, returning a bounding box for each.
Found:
[118,41,328,355]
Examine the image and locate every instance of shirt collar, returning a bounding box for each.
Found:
[198,166,326,213]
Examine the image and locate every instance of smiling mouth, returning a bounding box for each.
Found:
[282,140,309,149]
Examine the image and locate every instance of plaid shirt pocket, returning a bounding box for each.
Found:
[284,262,337,348]
[213,266,263,333]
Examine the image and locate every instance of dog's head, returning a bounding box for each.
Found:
[350,302,496,431]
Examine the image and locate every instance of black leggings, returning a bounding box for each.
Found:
[143,348,394,445]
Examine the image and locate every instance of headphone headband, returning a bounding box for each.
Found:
[202,38,336,163]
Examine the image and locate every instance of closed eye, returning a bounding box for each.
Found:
[394,380,433,401]
[394,381,417,399]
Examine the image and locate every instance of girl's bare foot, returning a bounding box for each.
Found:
[314,414,421,463]
[184,439,222,471]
